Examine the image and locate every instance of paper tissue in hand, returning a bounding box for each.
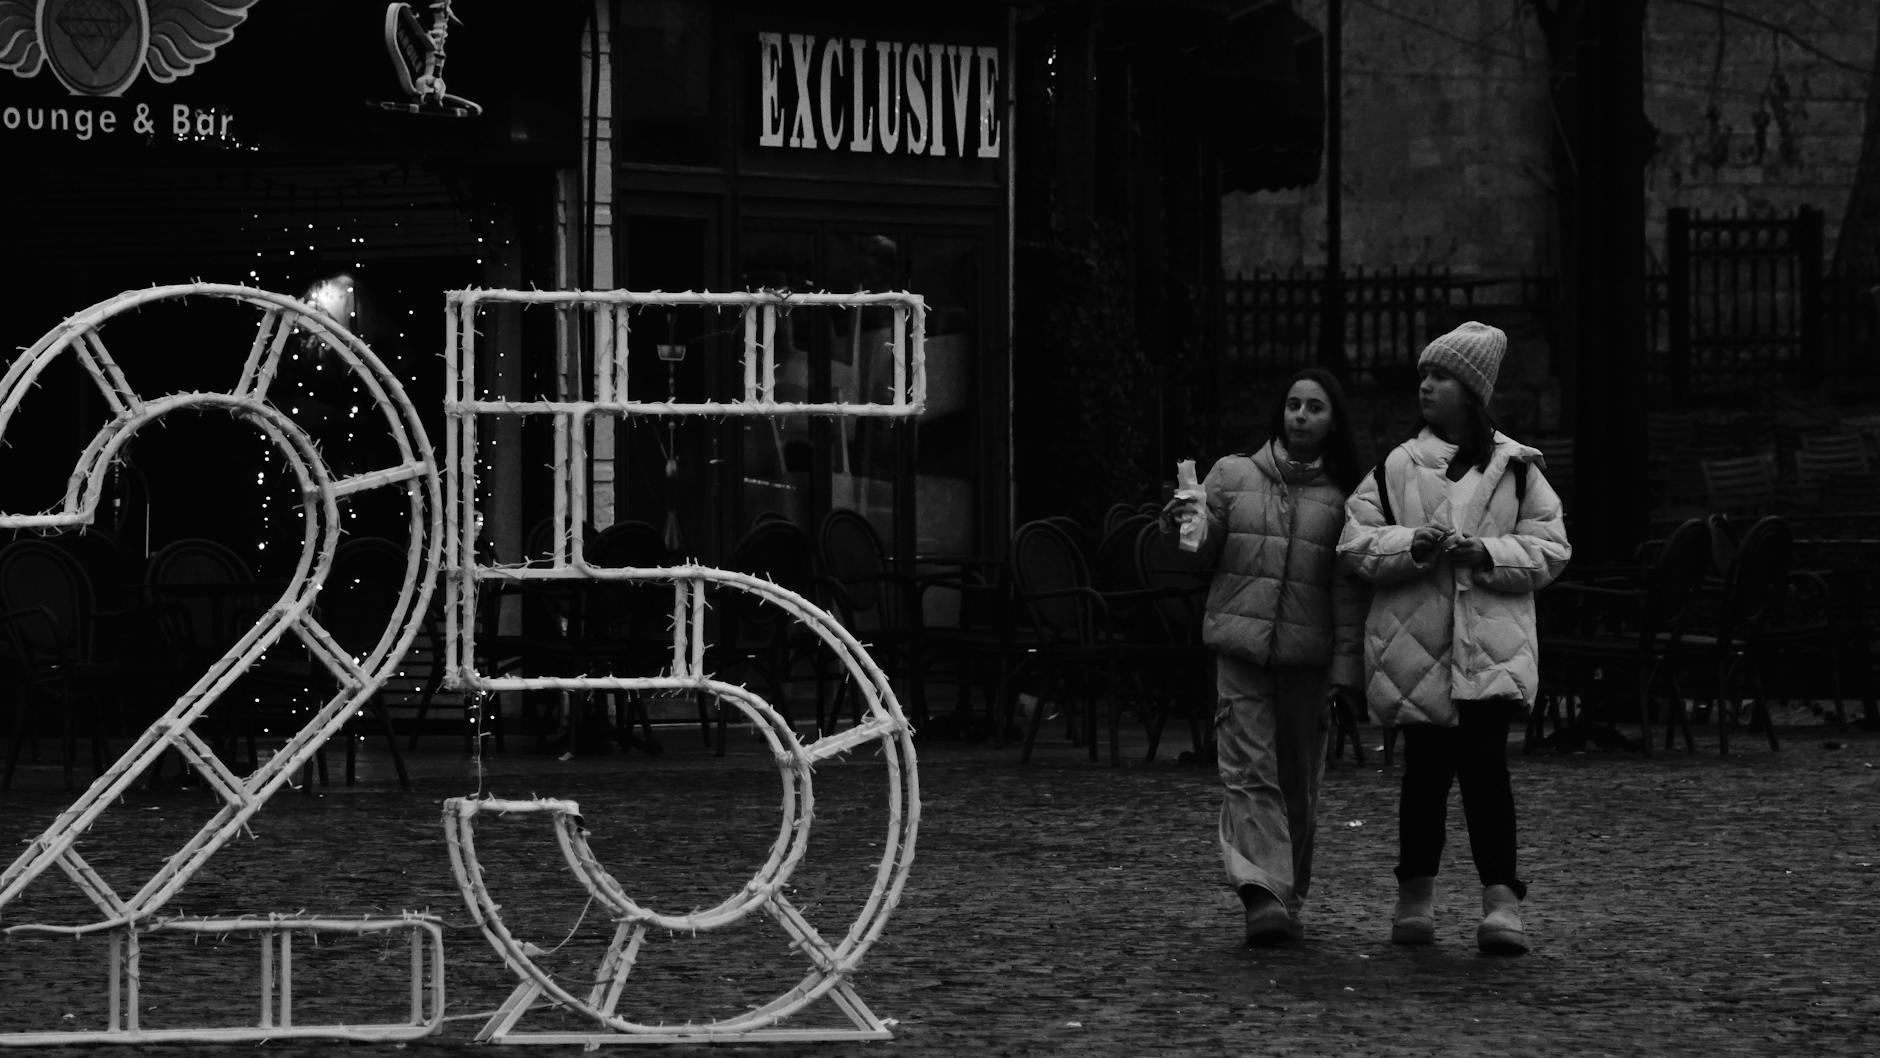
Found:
[1175,459,1206,552]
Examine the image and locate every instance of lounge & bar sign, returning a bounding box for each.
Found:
[0,0,252,147]
[754,31,1002,160]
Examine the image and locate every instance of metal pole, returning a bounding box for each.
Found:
[1321,0,1345,374]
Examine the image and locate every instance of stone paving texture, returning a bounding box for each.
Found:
[1,714,1877,1056]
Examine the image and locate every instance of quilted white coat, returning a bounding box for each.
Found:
[1337,429,1572,727]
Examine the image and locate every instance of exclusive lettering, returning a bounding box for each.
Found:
[787,33,817,149]
[904,44,928,154]
[758,32,784,147]
[975,46,1001,158]
[848,38,872,152]
[819,37,845,147]
[926,44,945,157]
[945,45,970,162]
[875,40,903,153]
[752,31,1001,159]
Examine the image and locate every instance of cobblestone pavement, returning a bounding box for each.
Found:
[1,709,1877,1056]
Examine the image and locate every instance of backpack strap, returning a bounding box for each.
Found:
[1367,448,1398,526]
[1512,459,1528,505]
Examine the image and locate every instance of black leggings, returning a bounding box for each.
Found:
[1395,701,1527,899]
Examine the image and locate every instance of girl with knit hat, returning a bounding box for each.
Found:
[1336,321,1571,954]
[1162,367,1367,947]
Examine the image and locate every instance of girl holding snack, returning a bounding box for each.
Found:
[1337,321,1570,955]
[1163,366,1365,947]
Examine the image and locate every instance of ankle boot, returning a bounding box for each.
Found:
[1477,884,1528,954]
[1240,885,1302,947]
[1390,877,1435,945]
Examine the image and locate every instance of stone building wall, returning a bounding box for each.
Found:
[1222,0,1556,279]
[1641,2,1873,260]
[1222,1,1877,279]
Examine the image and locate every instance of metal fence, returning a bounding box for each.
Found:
[1224,266,1466,379]
[1229,254,1875,395]
[1223,267,1552,380]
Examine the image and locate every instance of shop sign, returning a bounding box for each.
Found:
[0,1,540,157]
[0,0,257,146]
[755,32,1001,159]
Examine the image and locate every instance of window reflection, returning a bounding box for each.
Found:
[736,227,979,560]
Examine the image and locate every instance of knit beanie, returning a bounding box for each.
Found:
[1417,321,1506,408]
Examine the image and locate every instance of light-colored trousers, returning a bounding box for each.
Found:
[1216,656,1331,911]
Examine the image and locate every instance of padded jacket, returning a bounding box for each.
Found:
[1192,441,1364,689]
[1337,429,1572,727]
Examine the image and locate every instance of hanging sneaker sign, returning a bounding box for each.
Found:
[379,0,481,116]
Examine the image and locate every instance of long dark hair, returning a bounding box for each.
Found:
[1260,367,1362,494]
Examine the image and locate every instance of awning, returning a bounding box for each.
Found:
[1201,4,1326,193]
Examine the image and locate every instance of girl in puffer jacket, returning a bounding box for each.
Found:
[1164,367,1366,947]
[1338,322,1571,955]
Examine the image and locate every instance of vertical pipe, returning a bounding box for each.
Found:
[461,299,482,680]
[261,933,275,1029]
[1668,208,1690,401]
[743,306,758,402]
[280,931,292,1028]
[410,929,422,1024]
[124,932,139,1034]
[671,581,689,677]
[614,306,631,403]
[443,295,460,678]
[893,304,908,406]
[552,406,570,566]
[109,934,122,1031]
[571,410,590,563]
[595,305,614,403]
[690,579,706,675]
[761,305,778,402]
[1320,0,1344,375]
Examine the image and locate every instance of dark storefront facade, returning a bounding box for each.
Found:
[1,0,1323,603]
[0,1,581,572]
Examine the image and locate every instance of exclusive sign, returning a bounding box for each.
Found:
[755,31,1002,159]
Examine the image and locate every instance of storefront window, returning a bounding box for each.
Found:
[736,225,980,560]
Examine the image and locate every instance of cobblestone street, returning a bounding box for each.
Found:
[2,711,1877,1056]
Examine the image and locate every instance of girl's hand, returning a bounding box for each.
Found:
[1409,525,1449,562]
[1159,494,1201,534]
[1446,532,1491,569]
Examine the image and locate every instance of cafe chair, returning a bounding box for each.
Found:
[1130,518,1214,763]
[1007,518,1182,765]
[308,536,417,787]
[0,538,121,789]
[576,519,686,757]
[512,516,599,750]
[815,507,929,733]
[713,518,834,752]
[1101,502,1141,539]
[1702,516,1802,754]
[1533,517,1712,755]
[142,536,284,778]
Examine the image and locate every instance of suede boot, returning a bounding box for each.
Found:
[1390,877,1436,945]
[1477,884,1528,954]
[1240,885,1303,947]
